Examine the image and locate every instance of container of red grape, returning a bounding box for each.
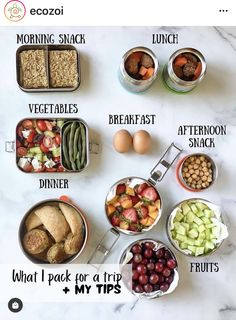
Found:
[120,239,179,299]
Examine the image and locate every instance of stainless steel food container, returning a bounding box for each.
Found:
[16,44,80,92]
[119,46,159,93]
[119,238,179,299]
[19,199,89,264]
[88,143,182,266]
[163,48,206,93]
[5,117,100,173]
[176,153,218,192]
[166,198,228,257]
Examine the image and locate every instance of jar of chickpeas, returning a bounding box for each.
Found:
[176,153,217,191]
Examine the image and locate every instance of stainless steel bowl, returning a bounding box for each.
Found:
[163,47,206,93]
[19,199,88,264]
[105,177,162,236]
[119,46,159,92]
[176,153,218,192]
[119,238,179,299]
[166,198,228,257]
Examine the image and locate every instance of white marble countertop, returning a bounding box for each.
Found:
[0,26,236,320]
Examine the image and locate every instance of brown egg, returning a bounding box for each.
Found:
[113,129,132,153]
[133,130,152,154]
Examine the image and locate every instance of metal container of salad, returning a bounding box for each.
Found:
[5,118,100,173]
[119,46,159,93]
[16,44,80,92]
[162,48,206,93]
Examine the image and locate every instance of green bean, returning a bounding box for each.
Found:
[80,123,86,169]
[62,123,72,170]
[76,130,82,170]
[73,126,80,162]
[69,122,77,170]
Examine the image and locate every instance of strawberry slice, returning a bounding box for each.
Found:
[116,183,126,195]
[122,208,138,223]
[141,187,158,202]
[131,195,140,206]
[111,215,120,227]
[139,206,148,218]
[137,183,148,195]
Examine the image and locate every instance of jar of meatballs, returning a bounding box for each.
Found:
[163,48,207,93]
[119,47,159,93]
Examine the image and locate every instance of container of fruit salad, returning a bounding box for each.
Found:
[119,46,159,92]
[5,118,100,173]
[163,48,206,93]
[119,239,179,299]
[88,143,182,266]
[167,199,228,257]
[176,153,218,192]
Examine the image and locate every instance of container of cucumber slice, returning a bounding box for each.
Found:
[167,199,228,257]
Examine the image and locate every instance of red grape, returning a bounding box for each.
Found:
[158,258,167,265]
[167,259,177,269]
[155,262,164,273]
[132,270,139,280]
[144,283,153,293]
[163,267,171,277]
[165,275,174,284]
[137,264,147,274]
[144,249,153,258]
[139,274,148,285]
[147,262,155,271]
[134,284,144,293]
[164,250,171,259]
[132,261,138,269]
[155,248,165,258]
[149,273,159,285]
[157,274,164,284]
[144,242,155,249]
[153,284,160,291]
[131,244,142,254]
[160,283,170,292]
[134,253,143,263]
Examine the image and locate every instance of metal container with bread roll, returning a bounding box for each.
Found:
[19,199,88,264]
[162,48,206,93]
[16,44,80,92]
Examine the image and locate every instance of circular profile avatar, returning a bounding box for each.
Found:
[4,0,26,22]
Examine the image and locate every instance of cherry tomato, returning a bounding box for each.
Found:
[16,140,22,148]
[16,147,27,157]
[40,143,49,153]
[45,167,57,172]
[43,136,53,148]
[17,125,24,138]
[23,162,33,172]
[36,120,47,132]
[45,120,53,131]
[27,130,36,143]
[22,119,33,129]
[55,134,61,146]
[53,156,61,163]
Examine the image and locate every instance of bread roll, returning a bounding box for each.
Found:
[35,205,70,242]
[47,243,67,263]
[59,203,84,235]
[25,212,42,231]
[64,233,84,255]
[23,229,49,255]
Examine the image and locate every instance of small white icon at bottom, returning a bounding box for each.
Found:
[8,298,23,313]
